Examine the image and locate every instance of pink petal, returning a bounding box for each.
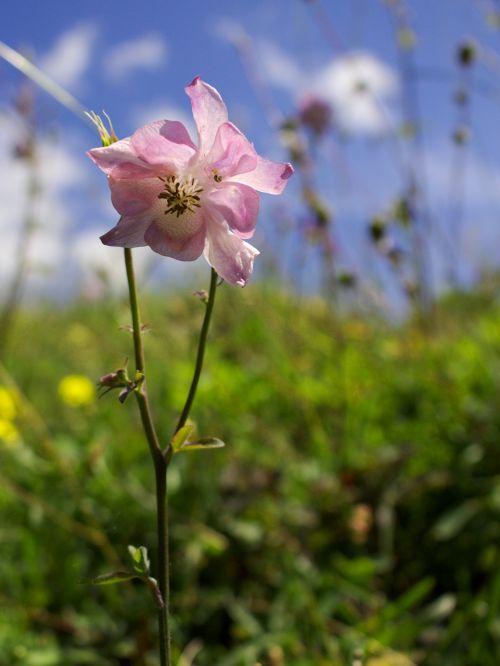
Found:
[100,213,153,247]
[229,156,294,194]
[185,77,228,156]
[88,138,155,179]
[109,177,161,216]
[144,216,206,261]
[131,120,197,171]
[206,182,259,240]
[204,122,257,179]
[204,219,259,287]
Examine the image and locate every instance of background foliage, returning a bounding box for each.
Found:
[1,280,499,666]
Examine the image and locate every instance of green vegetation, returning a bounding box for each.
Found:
[1,284,499,666]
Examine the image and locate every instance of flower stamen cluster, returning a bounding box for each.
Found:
[158,175,203,218]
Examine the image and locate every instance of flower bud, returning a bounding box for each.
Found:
[98,367,129,389]
[298,95,332,137]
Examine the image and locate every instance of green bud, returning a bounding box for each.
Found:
[457,41,476,67]
[398,28,417,50]
[392,198,412,227]
[452,127,470,145]
[369,216,387,243]
[337,271,357,288]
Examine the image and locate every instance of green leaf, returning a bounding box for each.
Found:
[171,424,195,452]
[432,500,481,541]
[128,544,150,574]
[83,567,164,609]
[180,437,226,451]
[82,570,138,586]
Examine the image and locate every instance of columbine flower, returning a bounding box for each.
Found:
[88,77,293,286]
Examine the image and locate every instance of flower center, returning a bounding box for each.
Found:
[158,175,203,217]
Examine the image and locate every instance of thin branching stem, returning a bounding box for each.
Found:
[123,248,171,666]
[174,268,219,439]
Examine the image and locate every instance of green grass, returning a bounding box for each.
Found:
[1,284,499,665]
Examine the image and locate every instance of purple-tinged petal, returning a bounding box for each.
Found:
[100,213,153,248]
[144,215,206,261]
[131,120,197,171]
[204,122,257,179]
[185,77,228,156]
[229,156,294,194]
[109,177,161,216]
[206,182,259,240]
[88,138,156,179]
[204,218,259,287]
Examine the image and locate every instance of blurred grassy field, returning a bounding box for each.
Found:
[0,282,499,666]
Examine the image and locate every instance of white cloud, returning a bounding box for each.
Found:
[104,34,167,81]
[256,41,399,136]
[73,228,206,298]
[73,230,153,298]
[312,51,399,135]
[0,112,86,299]
[40,23,97,89]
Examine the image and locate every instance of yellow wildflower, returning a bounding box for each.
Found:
[0,418,20,446]
[58,374,95,407]
[0,386,17,421]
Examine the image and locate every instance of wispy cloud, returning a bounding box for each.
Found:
[258,40,306,94]
[40,23,97,90]
[103,34,167,81]
[211,16,250,47]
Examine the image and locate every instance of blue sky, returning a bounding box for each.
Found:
[2,0,500,301]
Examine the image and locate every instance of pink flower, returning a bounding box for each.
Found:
[88,77,293,286]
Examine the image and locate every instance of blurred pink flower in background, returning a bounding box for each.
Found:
[88,77,293,286]
[298,94,332,137]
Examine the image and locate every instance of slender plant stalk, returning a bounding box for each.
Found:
[124,252,218,666]
[123,248,171,666]
[124,248,218,666]
[175,267,219,434]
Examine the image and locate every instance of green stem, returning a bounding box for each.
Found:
[123,248,171,666]
[174,268,218,436]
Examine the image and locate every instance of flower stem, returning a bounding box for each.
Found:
[123,248,171,666]
[174,268,219,435]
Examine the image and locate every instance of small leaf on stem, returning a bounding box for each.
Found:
[171,424,195,452]
[180,437,226,451]
[82,570,138,586]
